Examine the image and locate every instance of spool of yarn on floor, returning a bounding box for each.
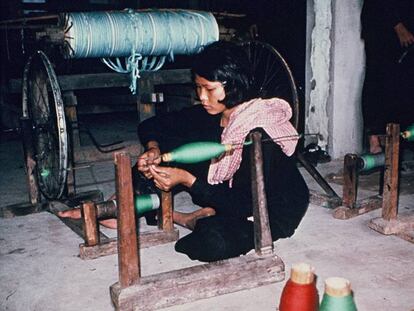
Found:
[319,277,357,311]
[279,262,319,311]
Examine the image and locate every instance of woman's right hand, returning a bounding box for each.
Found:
[394,22,414,48]
[137,142,161,179]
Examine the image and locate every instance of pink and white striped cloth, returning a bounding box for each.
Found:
[207,97,298,186]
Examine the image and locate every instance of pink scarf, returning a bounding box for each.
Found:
[207,98,298,186]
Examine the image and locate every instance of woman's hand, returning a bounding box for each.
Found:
[394,22,414,48]
[137,142,161,179]
[149,165,196,191]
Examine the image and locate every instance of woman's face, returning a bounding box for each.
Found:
[194,75,227,115]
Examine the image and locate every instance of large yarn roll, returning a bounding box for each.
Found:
[64,9,219,59]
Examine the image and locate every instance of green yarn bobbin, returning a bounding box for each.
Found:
[401,123,414,142]
[359,153,385,171]
[134,194,160,215]
[162,141,233,164]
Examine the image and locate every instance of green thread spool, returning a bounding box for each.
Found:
[320,277,357,311]
[40,169,50,178]
[134,194,160,215]
[162,141,234,163]
[401,124,414,141]
[359,153,385,171]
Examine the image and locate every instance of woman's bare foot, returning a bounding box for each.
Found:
[173,207,216,230]
[99,218,117,229]
[369,135,383,154]
[57,208,117,229]
[57,208,81,219]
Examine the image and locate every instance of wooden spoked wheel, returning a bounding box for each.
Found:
[240,41,299,129]
[22,50,68,200]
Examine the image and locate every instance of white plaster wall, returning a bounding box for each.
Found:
[306,0,332,150]
[306,0,365,159]
[329,0,364,158]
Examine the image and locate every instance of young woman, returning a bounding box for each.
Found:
[137,41,309,262]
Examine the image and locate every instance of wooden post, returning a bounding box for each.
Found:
[137,79,155,123]
[82,201,99,246]
[382,123,400,221]
[342,154,359,209]
[250,131,273,255]
[115,152,140,287]
[20,117,41,205]
[160,191,174,232]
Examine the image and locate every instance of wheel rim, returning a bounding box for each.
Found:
[239,41,299,129]
[22,51,68,199]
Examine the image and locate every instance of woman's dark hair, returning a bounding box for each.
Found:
[192,40,254,108]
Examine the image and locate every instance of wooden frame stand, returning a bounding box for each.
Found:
[333,124,398,220]
[110,132,285,311]
[79,190,179,260]
[332,152,383,220]
[368,124,414,243]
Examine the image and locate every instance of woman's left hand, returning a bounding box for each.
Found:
[149,166,196,191]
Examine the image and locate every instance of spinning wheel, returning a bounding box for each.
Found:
[240,41,340,203]
[22,50,68,200]
[240,41,299,129]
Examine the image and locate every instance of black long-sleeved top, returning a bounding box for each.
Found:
[138,104,309,238]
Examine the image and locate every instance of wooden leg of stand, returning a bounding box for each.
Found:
[250,131,273,255]
[82,201,99,247]
[382,123,400,221]
[160,191,174,232]
[115,152,140,287]
[20,117,41,205]
[342,154,359,209]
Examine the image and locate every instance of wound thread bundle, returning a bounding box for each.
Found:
[319,277,357,311]
[279,263,319,311]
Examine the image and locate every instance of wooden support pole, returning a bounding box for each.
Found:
[382,123,400,221]
[250,131,273,255]
[296,152,341,206]
[138,79,155,123]
[342,154,359,209]
[160,191,174,232]
[20,117,41,205]
[82,201,99,246]
[115,152,140,287]
[368,123,414,242]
